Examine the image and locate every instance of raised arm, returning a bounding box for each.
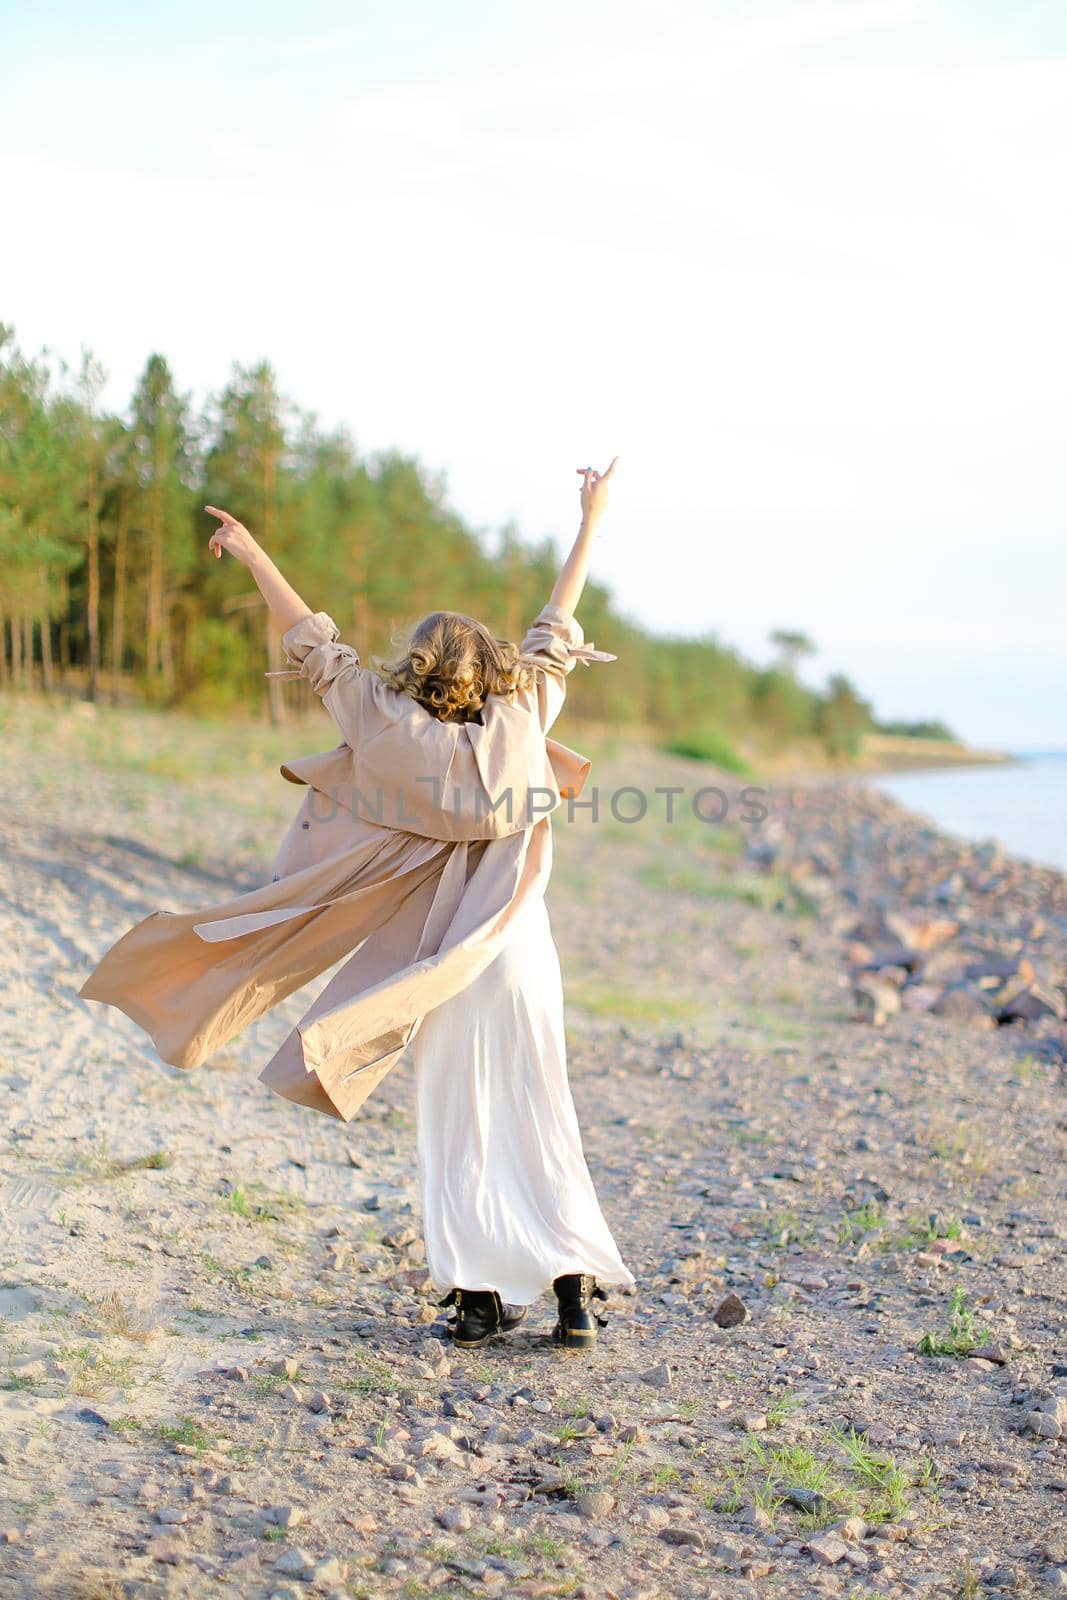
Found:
[548,457,618,619]
[205,506,312,634]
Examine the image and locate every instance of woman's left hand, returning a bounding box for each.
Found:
[205,506,261,566]
[576,458,618,523]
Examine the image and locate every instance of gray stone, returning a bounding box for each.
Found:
[807,1533,849,1566]
[659,1527,704,1550]
[436,1505,473,1532]
[576,1491,615,1520]
[272,1547,314,1576]
[264,1505,306,1528]
[307,1556,346,1585]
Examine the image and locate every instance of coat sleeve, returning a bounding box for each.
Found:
[517,603,617,735]
[277,611,365,747]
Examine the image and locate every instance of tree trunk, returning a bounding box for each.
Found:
[146,435,165,686]
[11,615,22,687]
[40,614,54,693]
[161,597,175,700]
[0,610,7,688]
[262,450,286,726]
[21,614,34,690]
[111,497,128,705]
[86,459,100,702]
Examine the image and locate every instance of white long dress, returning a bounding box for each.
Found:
[411,663,636,1306]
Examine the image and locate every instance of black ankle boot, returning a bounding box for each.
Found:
[439,1288,527,1349]
[552,1273,609,1349]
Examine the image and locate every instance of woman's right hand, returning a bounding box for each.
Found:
[576,458,618,523]
[205,506,261,566]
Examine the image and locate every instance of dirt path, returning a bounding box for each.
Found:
[1,701,1064,1600]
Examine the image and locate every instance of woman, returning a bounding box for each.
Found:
[79,460,635,1350]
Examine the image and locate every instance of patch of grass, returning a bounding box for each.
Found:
[918,1287,991,1358]
[662,727,751,774]
[762,1210,816,1252]
[218,1182,304,1221]
[766,1389,801,1426]
[57,1343,143,1397]
[156,1416,220,1452]
[609,1437,636,1484]
[955,1560,983,1599]
[903,1213,963,1245]
[64,1139,174,1187]
[337,1360,406,1398]
[567,982,703,1025]
[86,1290,159,1342]
[830,1427,910,1523]
[838,1200,887,1246]
[705,1427,916,1530]
[200,1254,256,1288]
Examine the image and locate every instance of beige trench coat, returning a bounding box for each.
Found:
[77,604,615,1122]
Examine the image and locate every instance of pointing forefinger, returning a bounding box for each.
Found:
[204,505,235,524]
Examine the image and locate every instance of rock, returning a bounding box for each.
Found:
[263,1505,305,1528]
[1026,1412,1063,1440]
[75,1408,110,1427]
[885,912,959,952]
[436,1505,473,1532]
[156,1508,188,1525]
[307,1390,330,1413]
[640,1362,673,1390]
[785,1487,835,1516]
[970,1343,1010,1366]
[146,1536,187,1565]
[576,1491,615,1520]
[659,1526,704,1551]
[383,1226,418,1249]
[837,1516,867,1541]
[807,1533,849,1566]
[307,1556,345,1586]
[712,1292,750,1328]
[272,1547,315,1576]
[853,977,902,1025]
[998,982,1065,1024]
[930,984,996,1028]
[268,1357,301,1379]
[741,1414,768,1433]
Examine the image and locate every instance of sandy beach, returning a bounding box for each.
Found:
[1,697,1065,1600]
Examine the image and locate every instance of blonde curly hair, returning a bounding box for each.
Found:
[375,611,536,724]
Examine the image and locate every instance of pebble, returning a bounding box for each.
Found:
[712,1292,750,1328]
[807,1534,849,1566]
[272,1547,315,1576]
[307,1556,346,1585]
[436,1505,473,1532]
[640,1362,673,1390]
[263,1505,306,1528]
[576,1491,615,1520]
[146,1536,187,1565]
[659,1527,704,1551]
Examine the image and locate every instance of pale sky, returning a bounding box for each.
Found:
[3,0,1065,747]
